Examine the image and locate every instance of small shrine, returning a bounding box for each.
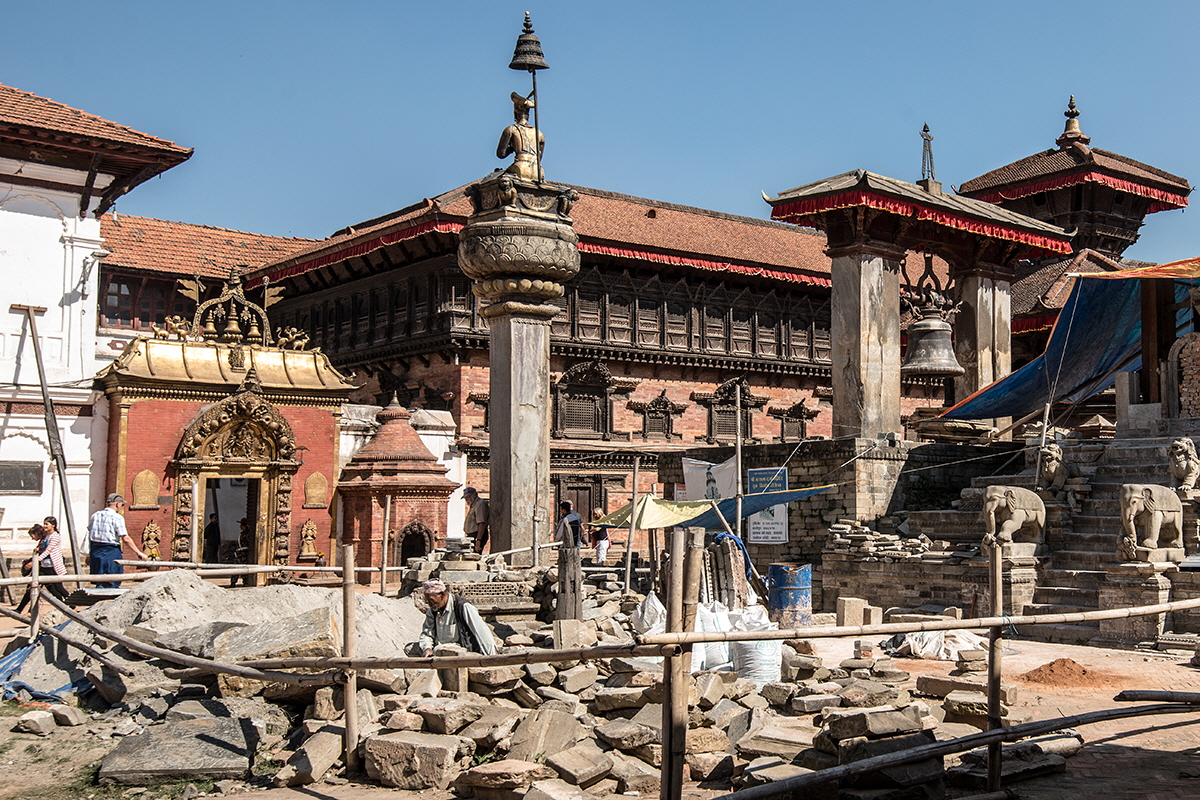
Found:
[94,271,356,584]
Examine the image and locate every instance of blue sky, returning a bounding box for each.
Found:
[5,1,1199,263]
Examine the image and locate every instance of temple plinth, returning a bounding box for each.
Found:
[457,174,580,562]
[767,169,1072,435]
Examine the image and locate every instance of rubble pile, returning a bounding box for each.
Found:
[825,520,981,565]
[3,569,1085,796]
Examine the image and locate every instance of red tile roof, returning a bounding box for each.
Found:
[101,214,315,279]
[960,147,1189,197]
[0,83,191,156]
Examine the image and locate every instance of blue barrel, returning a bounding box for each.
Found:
[767,563,812,628]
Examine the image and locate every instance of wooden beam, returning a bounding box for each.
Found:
[77,153,102,219]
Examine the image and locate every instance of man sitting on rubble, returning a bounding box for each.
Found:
[406,579,496,657]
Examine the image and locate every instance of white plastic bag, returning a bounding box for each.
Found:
[695,601,732,671]
[631,592,667,635]
[725,604,781,687]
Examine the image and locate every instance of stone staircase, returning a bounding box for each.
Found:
[909,437,1178,644]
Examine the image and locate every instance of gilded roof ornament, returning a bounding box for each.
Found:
[1056,95,1091,149]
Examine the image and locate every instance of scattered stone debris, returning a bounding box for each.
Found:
[825,520,977,564]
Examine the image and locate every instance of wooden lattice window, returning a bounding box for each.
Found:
[563,392,604,436]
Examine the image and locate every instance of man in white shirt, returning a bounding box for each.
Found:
[88,493,146,588]
[405,580,496,657]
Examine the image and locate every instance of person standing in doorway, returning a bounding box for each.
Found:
[202,513,221,565]
[88,493,146,589]
[555,501,583,548]
[464,487,491,554]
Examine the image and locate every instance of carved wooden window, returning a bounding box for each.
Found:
[0,461,43,494]
[552,361,631,441]
[445,279,471,311]
[411,281,427,335]
[666,302,689,350]
[630,390,685,440]
[563,391,605,437]
[780,416,806,441]
[608,296,632,344]
[577,293,602,341]
[712,406,739,439]
[103,277,135,327]
[392,285,408,336]
[704,306,727,352]
[551,296,571,338]
[637,299,661,347]
[695,378,763,444]
[756,314,778,357]
[731,307,752,354]
[372,289,388,341]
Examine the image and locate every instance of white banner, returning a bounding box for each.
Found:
[746,466,788,544]
[682,456,737,505]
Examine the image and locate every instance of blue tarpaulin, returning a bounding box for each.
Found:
[943,277,1144,420]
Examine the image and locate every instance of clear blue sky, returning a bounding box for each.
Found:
[5,1,1199,263]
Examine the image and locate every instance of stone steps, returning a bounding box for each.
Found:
[1045,549,1112,568]
[1033,585,1098,605]
[1021,602,1094,616]
[1016,622,1100,645]
[1045,532,1119,554]
[1042,568,1107,588]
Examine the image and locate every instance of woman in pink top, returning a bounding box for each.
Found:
[13,520,70,612]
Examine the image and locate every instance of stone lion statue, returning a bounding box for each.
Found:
[1169,437,1200,493]
[1036,442,1082,509]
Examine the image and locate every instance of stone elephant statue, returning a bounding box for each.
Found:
[1119,484,1183,556]
[981,485,1046,548]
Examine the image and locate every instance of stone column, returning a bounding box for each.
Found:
[458,175,580,564]
[954,274,1012,402]
[828,242,904,438]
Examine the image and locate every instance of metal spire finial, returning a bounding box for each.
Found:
[920,123,935,182]
[1056,95,1091,148]
[509,12,549,71]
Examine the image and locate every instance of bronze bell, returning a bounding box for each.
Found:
[901,305,965,377]
[509,12,549,71]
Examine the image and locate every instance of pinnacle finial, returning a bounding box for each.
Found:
[1056,95,1090,148]
[523,10,534,34]
[920,123,936,185]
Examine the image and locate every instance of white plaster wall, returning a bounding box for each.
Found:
[0,166,110,553]
[409,409,466,538]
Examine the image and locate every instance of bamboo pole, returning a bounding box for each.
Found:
[38,591,339,686]
[28,552,41,638]
[380,496,390,596]
[638,594,1200,645]
[711,703,1200,800]
[164,643,682,676]
[660,526,686,800]
[624,455,639,591]
[342,543,360,772]
[1115,690,1200,704]
[0,604,134,675]
[986,539,1003,792]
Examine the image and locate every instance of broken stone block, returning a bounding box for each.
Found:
[537,685,580,704]
[942,689,997,718]
[470,665,525,691]
[685,727,731,753]
[552,619,587,650]
[525,662,558,686]
[16,710,56,736]
[556,664,599,694]
[840,657,874,671]
[609,657,662,674]
[411,697,487,735]
[594,718,658,750]
[547,740,612,787]
[593,686,648,711]
[686,751,734,781]
[707,697,743,730]
[631,743,662,767]
[212,607,339,698]
[608,750,661,794]
[742,756,834,797]
[507,707,584,763]
[312,686,344,720]
[723,677,757,699]
[99,718,253,784]
[51,705,87,726]
[457,759,555,790]
[525,777,595,800]
[792,693,842,714]
[164,699,218,722]
[799,747,839,770]
[692,672,724,710]
[761,681,797,707]
[272,726,343,786]
[512,680,543,708]
[839,729,942,788]
[836,678,900,708]
[153,621,248,660]
[407,669,442,697]
[629,702,664,732]
[736,720,817,760]
[359,668,407,694]
[836,597,867,626]
[458,705,523,749]
[914,674,1018,704]
[825,705,923,740]
[363,730,475,789]
[86,656,181,705]
[383,710,424,731]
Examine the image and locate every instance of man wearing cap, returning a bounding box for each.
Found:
[463,487,491,554]
[406,580,496,657]
[88,493,146,588]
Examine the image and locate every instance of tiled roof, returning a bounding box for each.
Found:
[101,215,315,279]
[960,147,1189,195]
[0,83,191,156]
[1011,249,1128,316]
[251,180,840,286]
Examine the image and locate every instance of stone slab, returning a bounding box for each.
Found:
[547,740,612,786]
[273,727,343,786]
[363,730,475,790]
[507,707,584,763]
[914,674,1018,705]
[99,718,252,784]
[458,759,555,789]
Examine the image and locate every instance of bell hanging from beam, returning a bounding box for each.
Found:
[509,12,549,71]
[901,297,965,378]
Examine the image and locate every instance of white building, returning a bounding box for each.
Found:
[0,83,191,559]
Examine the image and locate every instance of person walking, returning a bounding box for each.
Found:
[589,508,610,565]
[464,487,491,554]
[405,579,496,656]
[555,501,583,548]
[87,493,146,589]
[14,523,69,612]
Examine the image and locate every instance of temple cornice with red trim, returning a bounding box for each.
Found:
[966,170,1190,214]
[770,190,1073,257]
